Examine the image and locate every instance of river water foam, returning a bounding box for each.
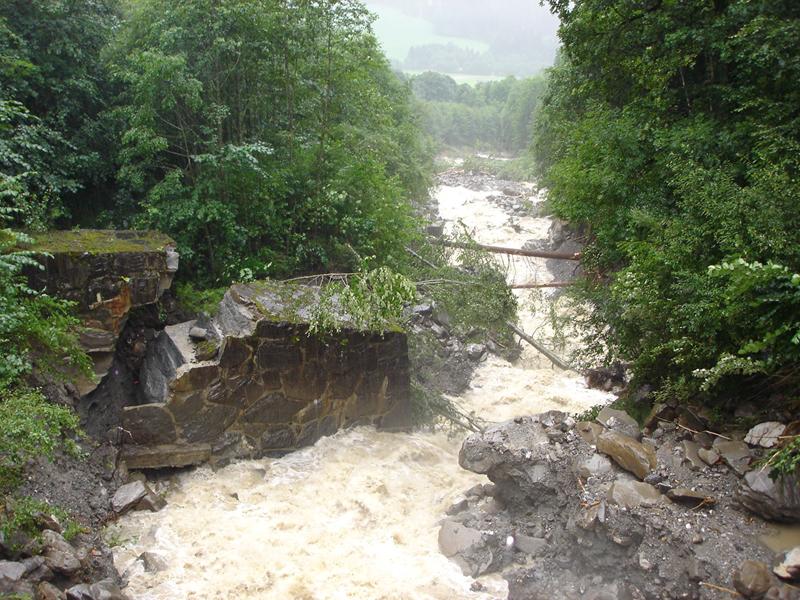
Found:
[111,178,612,599]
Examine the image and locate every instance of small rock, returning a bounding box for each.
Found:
[577,454,613,479]
[514,534,547,556]
[692,534,704,544]
[137,490,167,512]
[446,499,469,516]
[713,439,752,475]
[112,481,165,514]
[666,487,716,508]
[643,402,676,430]
[774,546,800,581]
[111,481,148,513]
[22,555,52,583]
[596,407,641,440]
[681,440,706,470]
[576,421,604,446]
[576,501,605,531]
[41,531,81,576]
[38,581,66,600]
[0,561,26,583]
[639,555,653,571]
[698,448,720,466]
[466,344,487,361]
[66,579,128,600]
[438,520,483,558]
[465,484,486,499]
[430,323,448,339]
[596,431,657,480]
[607,480,665,509]
[138,551,169,573]
[188,326,208,341]
[745,423,787,449]
[734,560,773,598]
[411,303,433,316]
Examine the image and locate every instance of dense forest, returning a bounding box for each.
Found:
[1,0,433,286]
[535,0,800,413]
[410,71,546,154]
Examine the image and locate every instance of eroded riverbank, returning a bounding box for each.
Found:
[109,170,611,599]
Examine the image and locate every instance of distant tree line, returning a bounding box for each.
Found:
[409,71,546,153]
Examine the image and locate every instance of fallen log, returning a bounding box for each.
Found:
[438,240,581,261]
[506,321,573,371]
[511,282,572,289]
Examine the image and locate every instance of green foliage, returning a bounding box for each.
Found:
[411,73,546,153]
[765,436,800,481]
[174,282,227,316]
[0,212,92,388]
[535,0,800,409]
[309,267,417,336]
[0,1,119,227]
[406,233,517,342]
[573,404,604,424]
[0,496,83,550]
[0,387,82,494]
[108,0,432,285]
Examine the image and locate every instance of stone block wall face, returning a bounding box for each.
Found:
[123,322,411,459]
[24,230,177,395]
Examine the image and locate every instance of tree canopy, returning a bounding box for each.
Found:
[535,0,800,409]
[1,0,433,285]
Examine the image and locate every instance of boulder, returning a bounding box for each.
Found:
[713,439,752,475]
[459,416,562,503]
[66,580,129,600]
[596,431,656,480]
[41,530,80,576]
[745,423,787,449]
[576,421,604,446]
[681,440,706,470]
[596,407,641,440]
[734,560,773,598]
[437,520,500,577]
[698,448,720,466]
[111,481,165,514]
[138,551,169,573]
[666,488,716,508]
[739,470,800,522]
[606,480,665,509]
[577,454,613,479]
[466,344,487,361]
[38,581,67,600]
[774,547,800,582]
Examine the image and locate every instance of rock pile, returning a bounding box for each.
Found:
[440,408,800,599]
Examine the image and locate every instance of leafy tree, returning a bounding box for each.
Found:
[535,0,800,410]
[110,0,432,284]
[0,1,119,227]
[411,73,545,152]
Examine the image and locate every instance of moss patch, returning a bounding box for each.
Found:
[20,229,175,254]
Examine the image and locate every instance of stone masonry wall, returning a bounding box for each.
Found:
[122,283,411,469]
[23,230,178,395]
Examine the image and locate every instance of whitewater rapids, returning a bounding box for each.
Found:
[110,177,612,600]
